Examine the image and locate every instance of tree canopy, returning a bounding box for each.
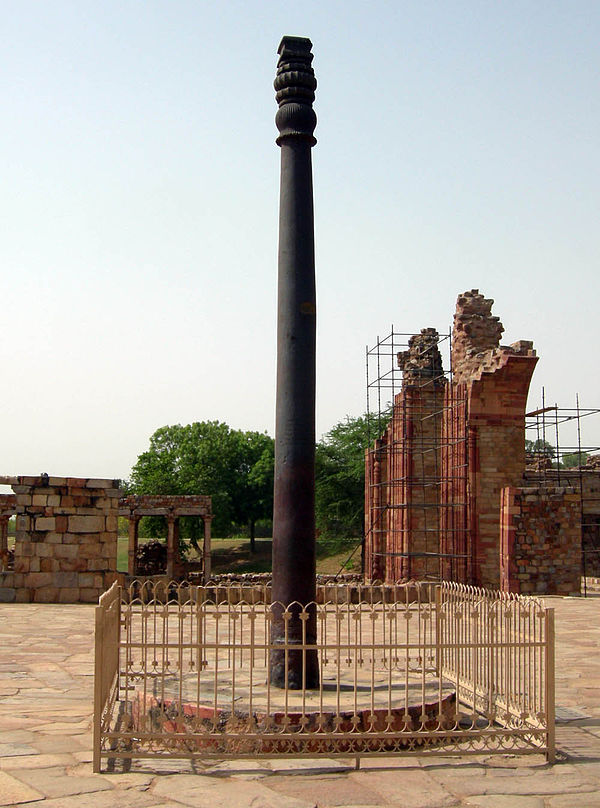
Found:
[315,412,389,539]
[129,421,274,544]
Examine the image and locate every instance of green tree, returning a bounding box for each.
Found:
[315,412,389,540]
[129,421,274,547]
[561,451,589,468]
[525,438,556,458]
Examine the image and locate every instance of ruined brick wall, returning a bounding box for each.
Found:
[363,290,589,594]
[364,330,445,583]
[451,291,538,588]
[500,485,581,596]
[524,468,600,577]
[0,475,120,603]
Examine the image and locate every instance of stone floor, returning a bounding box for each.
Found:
[1,594,599,807]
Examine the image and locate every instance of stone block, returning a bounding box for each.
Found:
[105,516,118,532]
[55,544,79,559]
[78,573,95,588]
[58,587,80,603]
[47,495,61,507]
[40,558,59,572]
[15,589,31,602]
[59,558,87,572]
[80,587,100,603]
[32,494,48,506]
[55,515,68,532]
[24,572,53,587]
[54,572,79,588]
[11,484,30,494]
[14,559,29,573]
[68,515,105,533]
[33,586,59,603]
[35,543,53,558]
[0,587,16,602]
[45,533,63,544]
[79,543,102,558]
[29,557,40,572]
[85,478,116,489]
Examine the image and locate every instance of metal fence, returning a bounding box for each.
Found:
[93,580,554,771]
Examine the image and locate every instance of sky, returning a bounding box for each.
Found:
[1,0,598,482]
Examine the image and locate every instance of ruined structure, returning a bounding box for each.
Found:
[120,494,212,579]
[0,478,213,603]
[365,290,600,596]
[0,475,120,603]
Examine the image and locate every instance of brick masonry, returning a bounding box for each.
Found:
[500,485,581,595]
[0,475,120,603]
[363,289,597,594]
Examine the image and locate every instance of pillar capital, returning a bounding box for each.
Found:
[274,36,316,146]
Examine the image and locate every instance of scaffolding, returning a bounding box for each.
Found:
[364,329,470,584]
[525,390,600,596]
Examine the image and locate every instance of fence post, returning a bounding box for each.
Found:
[435,585,442,677]
[545,607,555,763]
[93,601,104,773]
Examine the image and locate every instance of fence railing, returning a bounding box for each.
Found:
[93,580,554,771]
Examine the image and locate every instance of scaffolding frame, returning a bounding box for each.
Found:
[364,329,470,583]
[525,390,600,597]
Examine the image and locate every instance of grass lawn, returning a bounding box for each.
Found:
[116,535,362,575]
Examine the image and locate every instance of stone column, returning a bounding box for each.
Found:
[0,516,8,553]
[270,36,319,689]
[127,514,140,577]
[166,513,177,580]
[203,517,212,580]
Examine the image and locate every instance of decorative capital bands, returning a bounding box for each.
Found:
[274,36,317,146]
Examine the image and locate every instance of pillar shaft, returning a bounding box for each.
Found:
[203,517,212,580]
[127,515,139,577]
[270,36,319,689]
[166,516,177,580]
[0,516,8,553]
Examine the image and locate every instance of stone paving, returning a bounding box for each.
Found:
[1,594,599,807]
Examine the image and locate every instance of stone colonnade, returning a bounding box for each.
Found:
[119,495,213,579]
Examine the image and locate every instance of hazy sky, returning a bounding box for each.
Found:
[1,0,598,482]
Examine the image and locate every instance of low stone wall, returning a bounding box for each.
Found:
[0,475,120,603]
[500,485,581,596]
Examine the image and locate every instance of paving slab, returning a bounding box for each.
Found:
[0,770,43,806]
[267,773,386,805]
[151,774,317,807]
[463,798,544,808]
[350,768,458,807]
[1,597,600,806]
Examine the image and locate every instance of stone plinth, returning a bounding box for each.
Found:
[0,475,120,603]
